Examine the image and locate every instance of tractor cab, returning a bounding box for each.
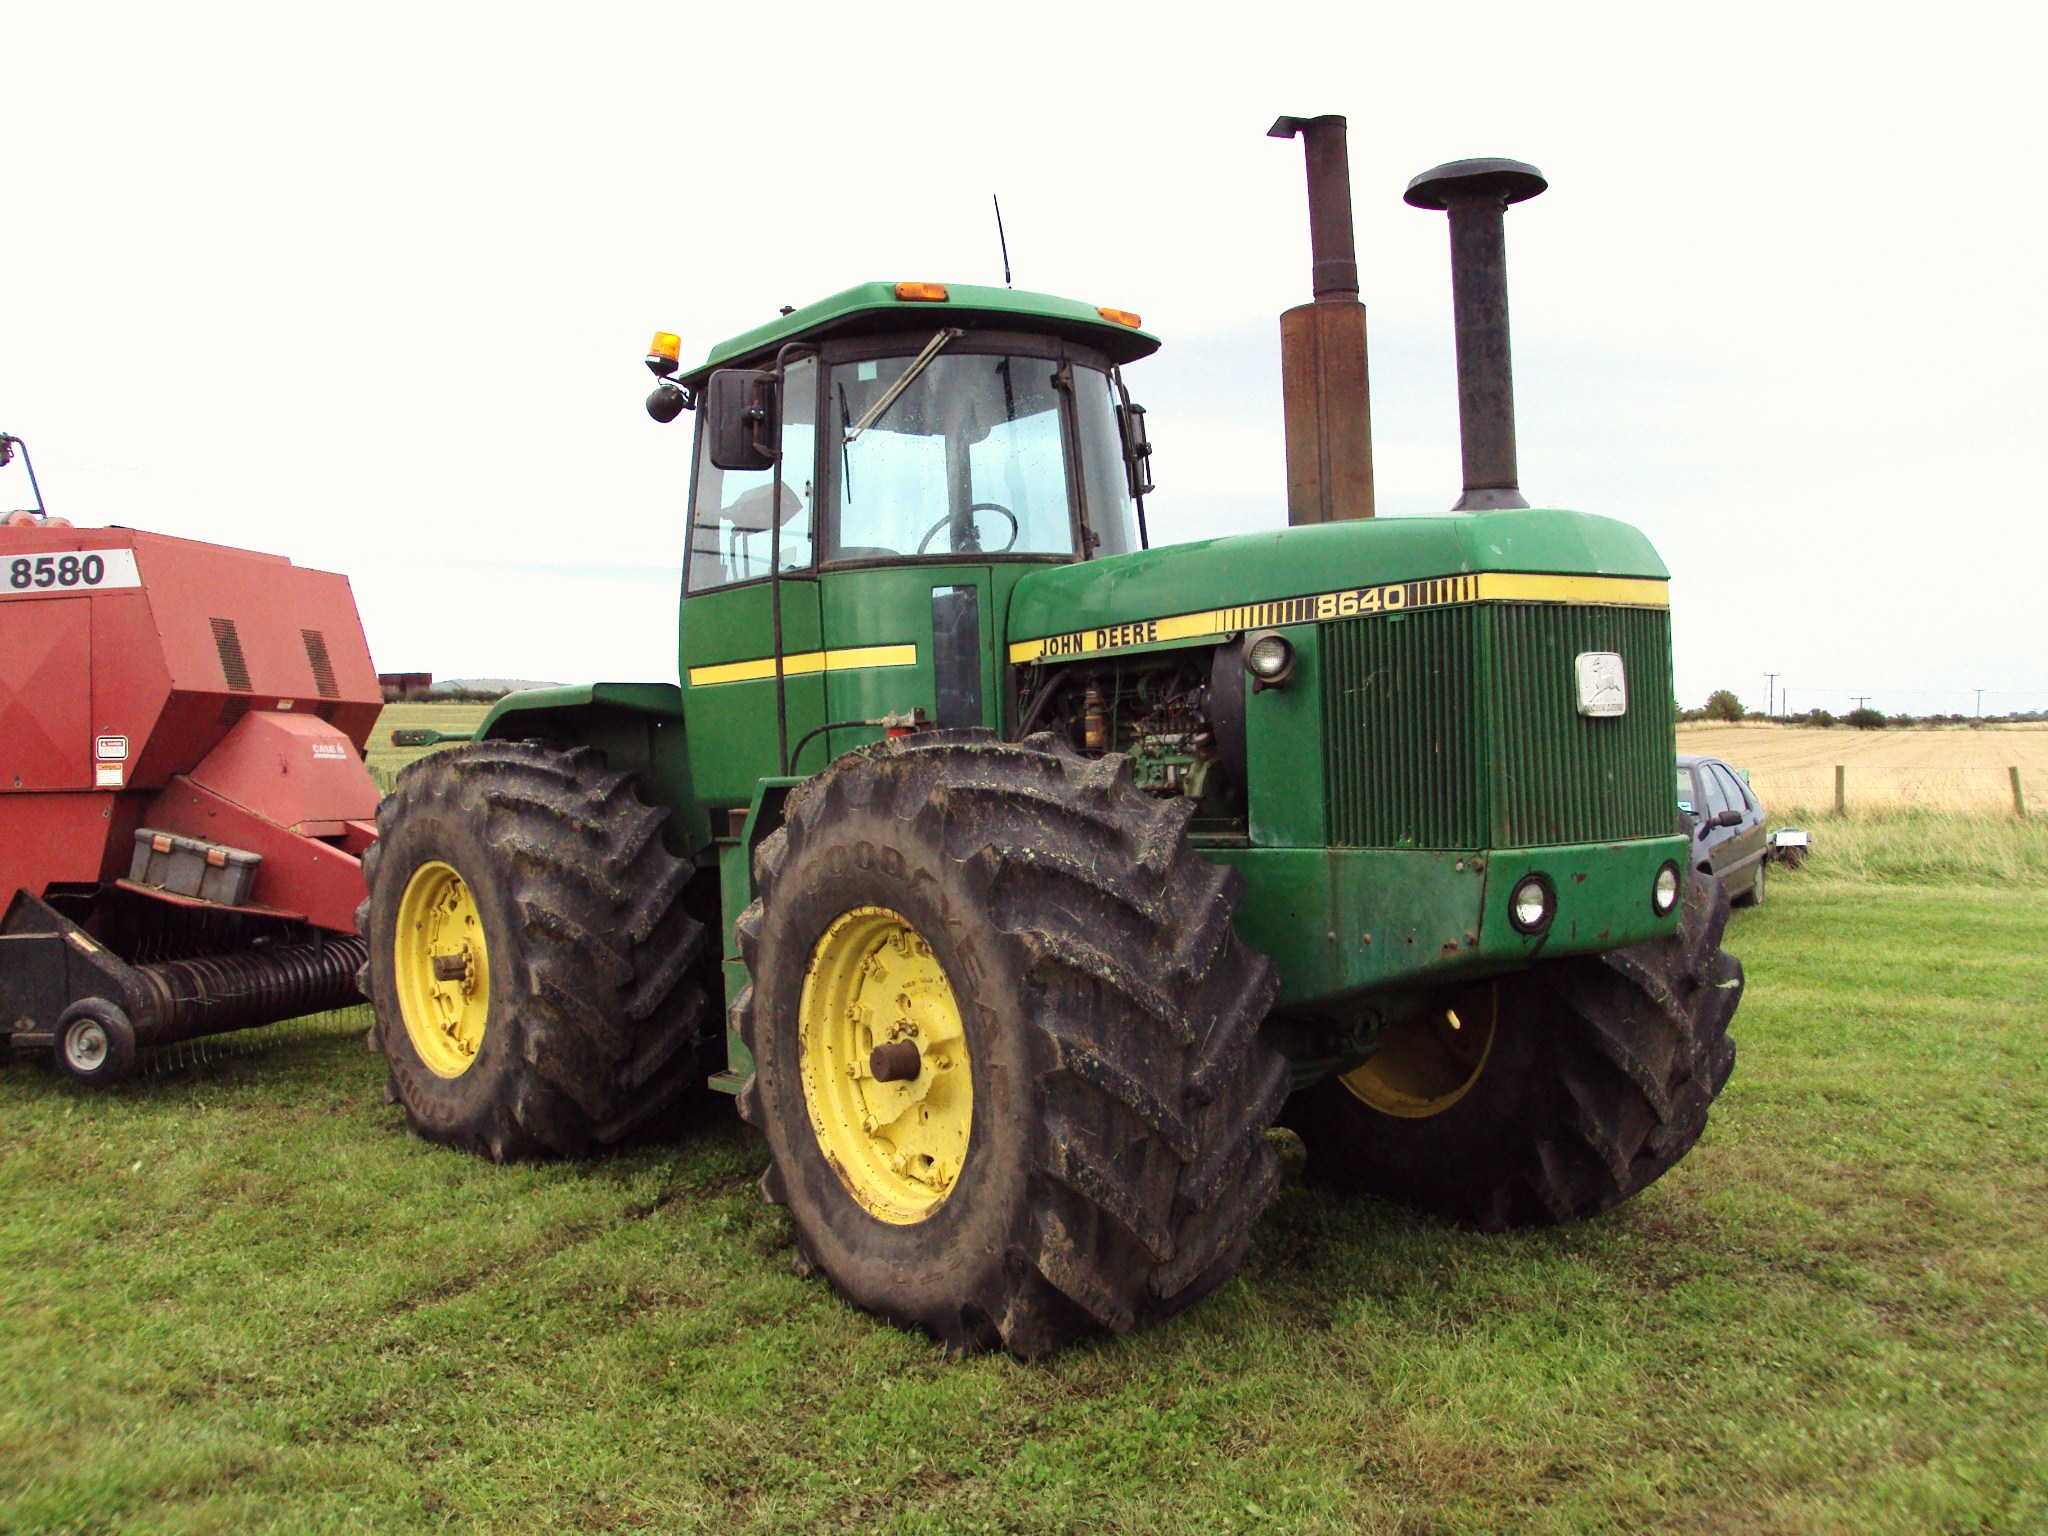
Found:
[650,283,1159,800]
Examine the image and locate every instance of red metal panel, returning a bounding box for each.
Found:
[144,777,367,934]
[184,712,382,830]
[1,522,385,892]
[0,598,92,789]
[0,793,144,894]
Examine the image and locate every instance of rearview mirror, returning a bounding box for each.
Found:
[1117,401,1155,498]
[704,369,778,472]
[1714,809,1743,827]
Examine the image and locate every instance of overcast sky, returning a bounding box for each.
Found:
[7,3,2044,717]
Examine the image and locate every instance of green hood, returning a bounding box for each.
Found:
[1006,508,1670,656]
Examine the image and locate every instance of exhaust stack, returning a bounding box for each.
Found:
[1270,114,1374,524]
[1405,157,1547,511]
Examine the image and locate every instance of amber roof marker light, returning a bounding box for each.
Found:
[894,282,950,302]
[645,331,682,378]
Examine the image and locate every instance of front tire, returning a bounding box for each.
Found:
[362,741,712,1161]
[733,732,1287,1357]
[1287,871,1741,1230]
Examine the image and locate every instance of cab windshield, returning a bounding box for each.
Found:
[825,351,1139,563]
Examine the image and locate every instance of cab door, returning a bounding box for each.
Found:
[810,565,992,772]
[676,358,825,806]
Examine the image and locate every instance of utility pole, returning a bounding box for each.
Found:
[1765,672,1779,719]
[1853,695,1870,713]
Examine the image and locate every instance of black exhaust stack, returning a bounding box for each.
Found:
[1270,114,1374,524]
[1405,158,1547,511]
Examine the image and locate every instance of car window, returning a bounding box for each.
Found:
[1711,764,1754,816]
[1675,766,1697,812]
[1698,765,1732,819]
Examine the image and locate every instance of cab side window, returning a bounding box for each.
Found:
[685,359,818,592]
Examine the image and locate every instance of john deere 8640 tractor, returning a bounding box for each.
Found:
[360,118,1739,1356]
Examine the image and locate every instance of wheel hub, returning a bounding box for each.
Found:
[393,860,492,1078]
[798,906,972,1224]
[1340,984,1498,1118]
[64,1020,109,1073]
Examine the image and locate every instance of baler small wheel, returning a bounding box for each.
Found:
[1286,870,1741,1230]
[732,730,1286,1358]
[54,1000,137,1087]
[362,740,714,1161]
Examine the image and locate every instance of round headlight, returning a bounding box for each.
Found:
[1243,632,1294,684]
[1509,874,1554,935]
[1652,862,1681,915]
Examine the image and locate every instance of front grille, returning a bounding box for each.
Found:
[1321,602,1675,849]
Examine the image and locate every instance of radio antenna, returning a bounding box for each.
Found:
[992,194,1013,287]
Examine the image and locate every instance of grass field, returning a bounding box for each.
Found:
[1677,722,2048,814]
[366,703,494,787]
[4,851,2044,1532]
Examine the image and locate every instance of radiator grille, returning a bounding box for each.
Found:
[1485,604,1674,846]
[211,617,252,692]
[1321,602,1675,849]
[1323,606,1486,847]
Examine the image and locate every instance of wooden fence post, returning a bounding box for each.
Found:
[2013,766,2027,819]
[1835,764,1846,816]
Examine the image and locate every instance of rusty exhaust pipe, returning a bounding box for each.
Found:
[1405,158,1547,511]
[1270,114,1374,524]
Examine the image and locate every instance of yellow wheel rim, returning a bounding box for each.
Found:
[1340,984,1498,1118]
[392,860,492,1079]
[798,906,972,1225]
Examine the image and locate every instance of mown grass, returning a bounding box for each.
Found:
[4,866,2043,1533]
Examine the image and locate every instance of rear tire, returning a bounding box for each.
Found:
[361,741,713,1161]
[733,731,1286,1357]
[1287,871,1741,1230]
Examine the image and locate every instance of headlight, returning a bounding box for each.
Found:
[1509,873,1554,935]
[1652,862,1681,915]
[1243,631,1295,687]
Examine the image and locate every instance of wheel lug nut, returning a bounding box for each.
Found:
[869,1040,922,1082]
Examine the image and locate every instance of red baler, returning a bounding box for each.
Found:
[0,514,383,1084]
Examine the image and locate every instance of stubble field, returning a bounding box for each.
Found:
[1676,722,2048,814]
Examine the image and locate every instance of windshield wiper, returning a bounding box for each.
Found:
[842,328,963,444]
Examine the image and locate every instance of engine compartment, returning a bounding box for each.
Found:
[1014,646,1248,828]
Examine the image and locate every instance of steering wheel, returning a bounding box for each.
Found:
[916,502,1019,556]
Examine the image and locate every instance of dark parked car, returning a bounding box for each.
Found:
[1678,753,1768,906]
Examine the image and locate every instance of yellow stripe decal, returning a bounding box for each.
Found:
[687,643,918,688]
[1007,572,1668,664]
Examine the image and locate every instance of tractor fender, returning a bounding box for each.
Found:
[477,683,710,857]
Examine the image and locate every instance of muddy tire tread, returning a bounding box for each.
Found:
[732,732,1284,1356]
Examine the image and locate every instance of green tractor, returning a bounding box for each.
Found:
[360,117,1740,1357]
